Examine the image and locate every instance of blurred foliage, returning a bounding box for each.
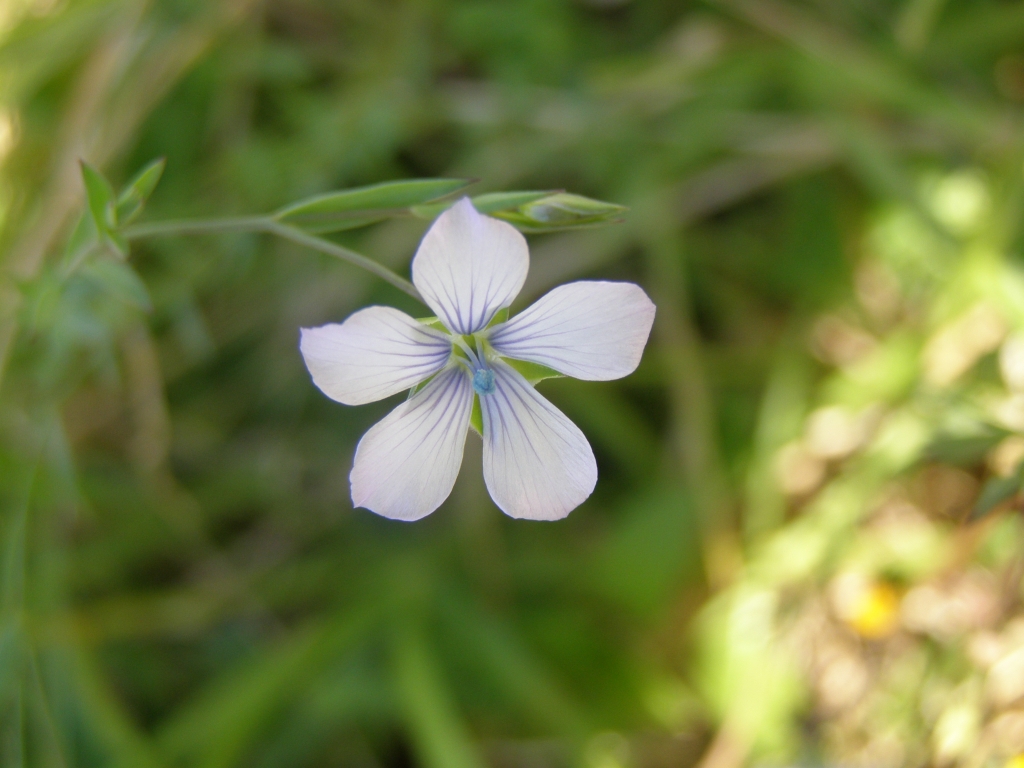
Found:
[6,1,1024,767]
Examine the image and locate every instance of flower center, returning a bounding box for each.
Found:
[472,367,496,396]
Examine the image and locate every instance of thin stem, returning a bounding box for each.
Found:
[123,215,269,237]
[261,220,422,302]
[122,216,424,303]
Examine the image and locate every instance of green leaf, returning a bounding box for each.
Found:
[0,622,23,705]
[924,423,1009,465]
[79,161,131,257]
[466,190,555,213]
[596,485,701,615]
[391,622,487,768]
[107,229,129,259]
[64,212,96,257]
[82,259,151,311]
[71,651,163,768]
[973,470,1024,520]
[275,178,474,233]
[80,160,117,232]
[504,358,564,384]
[158,612,376,768]
[410,190,625,233]
[411,190,556,219]
[438,594,587,734]
[281,214,386,235]
[60,212,99,274]
[115,157,165,225]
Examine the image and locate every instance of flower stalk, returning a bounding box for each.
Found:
[123,216,423,301]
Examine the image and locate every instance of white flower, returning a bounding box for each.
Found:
[300,198,656,521]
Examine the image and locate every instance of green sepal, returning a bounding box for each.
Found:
[493,192,627,233]
[115,157,165,225]
[469,394,483,435]
[406,370,441,400]
[275,178,475,234]
[416,316,448,333]
[504,358,564,384]
[472,191,558,213]
[522,192,627,221]
[412,189,626,233]
[486,308,509,328]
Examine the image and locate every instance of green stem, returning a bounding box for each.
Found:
[262,220,422,301]
[123,216,423,302]
[122,216,269,237]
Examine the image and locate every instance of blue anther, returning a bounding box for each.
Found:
[472,368,496,396]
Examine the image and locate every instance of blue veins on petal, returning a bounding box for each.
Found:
[479,359,597,521]
[410,197,529,335]
[349,366,473,521]
[299,196,655,521]
[299,306,453,406]
[486,281,656,381]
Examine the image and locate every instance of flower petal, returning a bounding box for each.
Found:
[487,281,656,381]
[350,366,473,520]
[480,360,597,520]
[300,306,452,406]
[411,197,529,335]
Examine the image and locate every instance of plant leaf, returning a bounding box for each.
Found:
[924,423,1009,465]
[411,191,556,219]
[116,157,165,225]
[82,259,152,311]
[60,212,99,274]
[391,622,486,768]
[80,160,117,232]
[973,470,1024,520]
[275,178,474,233]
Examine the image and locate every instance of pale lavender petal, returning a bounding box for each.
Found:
[350,366,473,521]
[300,306,451,406]
[487,281,656,381]
[480,360,596,521]
[411,197,529,335]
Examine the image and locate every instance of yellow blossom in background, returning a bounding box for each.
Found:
[831,574,901,639]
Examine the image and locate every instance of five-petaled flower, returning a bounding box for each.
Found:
[300,198,656,521]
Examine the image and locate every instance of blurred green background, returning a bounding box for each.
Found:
[7,0,1024,766]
